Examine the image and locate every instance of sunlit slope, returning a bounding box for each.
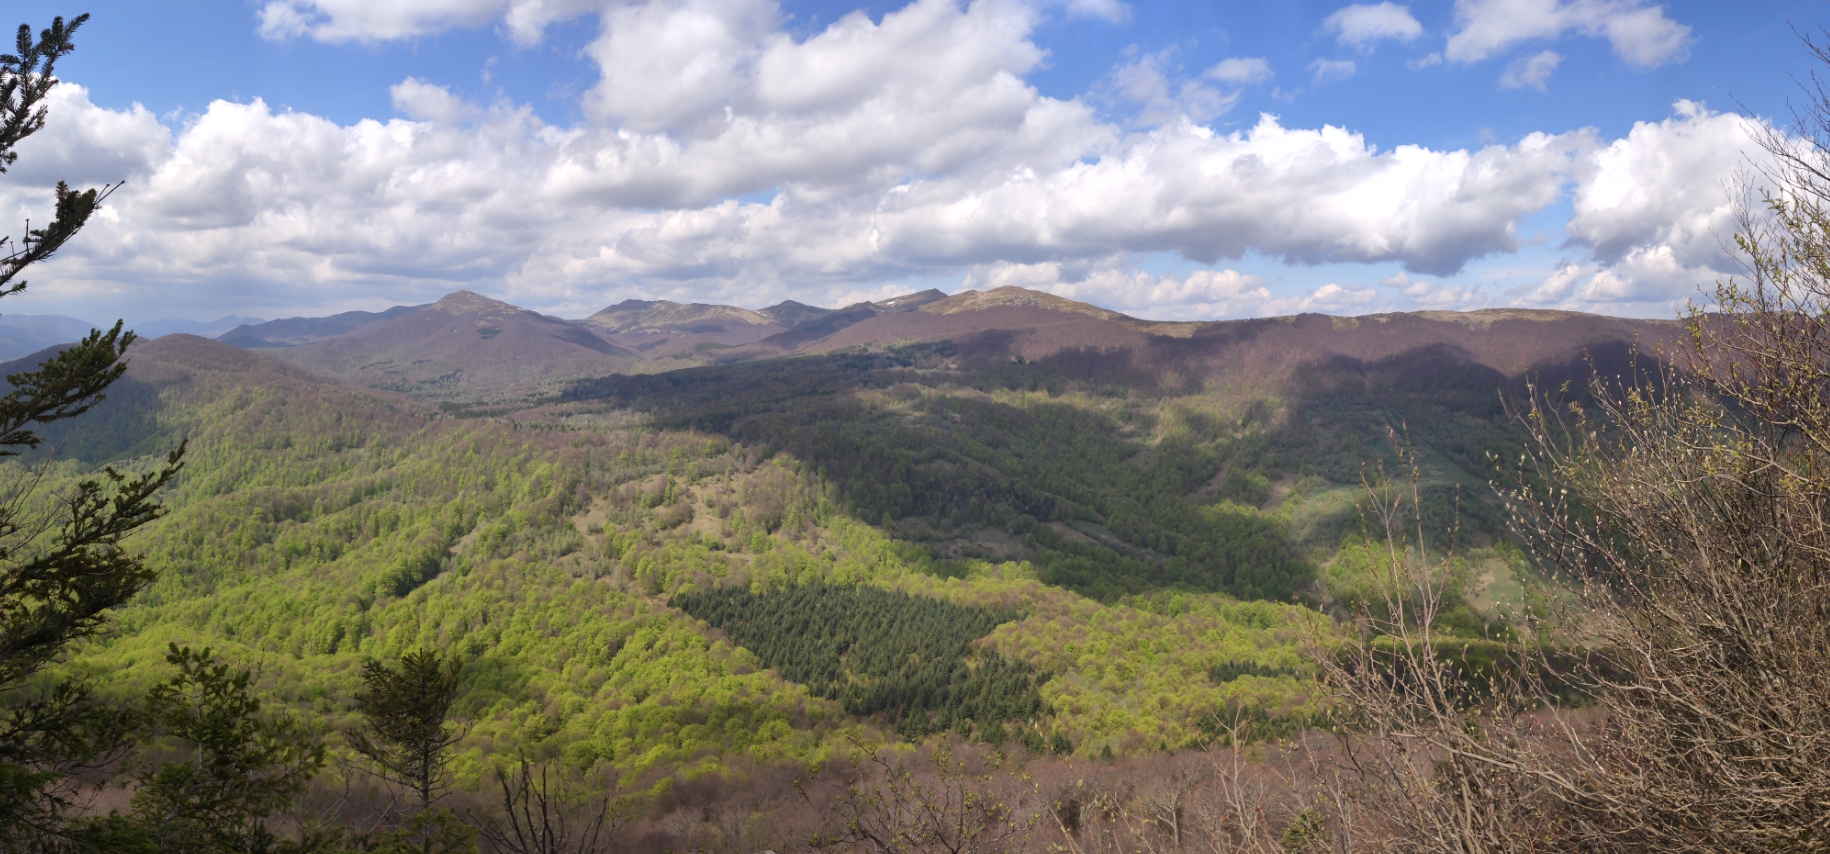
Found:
[24,296,1662,771]
[29,335,1326,769]
[48,338,850,774]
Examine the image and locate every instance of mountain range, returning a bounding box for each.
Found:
[170,286,1674,407]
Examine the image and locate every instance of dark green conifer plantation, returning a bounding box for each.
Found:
[675,584,1048,742]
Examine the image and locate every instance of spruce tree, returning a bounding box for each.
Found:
[348,649,472,854]
[128,645,326,854]
[0,14,186,848]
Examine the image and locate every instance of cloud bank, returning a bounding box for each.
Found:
[0,0,1758,323]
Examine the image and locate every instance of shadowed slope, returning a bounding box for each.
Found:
[218,305,425,348]
[724,287,1678,398]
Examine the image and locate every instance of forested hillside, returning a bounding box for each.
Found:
[1,295,1663,848]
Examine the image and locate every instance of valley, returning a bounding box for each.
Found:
[16,286,1668,848]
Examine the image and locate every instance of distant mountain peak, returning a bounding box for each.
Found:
[874,289,948,312]
[433,291,521,315]
[583,299,775,333]
[604,298,663,311]
[757,300,831,328]
[922,286,1131,322]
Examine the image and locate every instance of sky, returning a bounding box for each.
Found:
[3,0,1826,325]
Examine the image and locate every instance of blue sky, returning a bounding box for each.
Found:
[5,0,1825,324]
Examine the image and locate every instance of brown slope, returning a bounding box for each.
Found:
[276,291,639,403]
[756,299,832,328]
[581,299,789,359]
[734,286,1679,396]
[756,287,1157,358]
[1159,310,1681,389]
[724,288,953,358]
[584,299,778,333]
[922,285,1132,322]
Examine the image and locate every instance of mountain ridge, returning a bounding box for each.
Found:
[272,291,639,402]
[207,284,1671,404]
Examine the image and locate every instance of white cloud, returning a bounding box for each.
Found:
[1300,282,1379,312]
[390,78,479,123]
[0,85,171,188]
[1469,102,1771,313]
[1517,261,1588,303]
[1378,271,1484,307]
[1324,3,1424,47]
[258,0,603,45]
[1445,0,1691,69]
[1207,57,1273,85]
[962,259,1276,318]
[1063,0,1131,23]
[1566,101,1757,268]
[3,81,1596,321]
[581,0,778,133]
[1575,243,1703,303]
[1498,49,1561,90]
[1108,51,1239,126]
[1310,58,1358,85]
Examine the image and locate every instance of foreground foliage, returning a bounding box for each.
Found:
[0,14,191,851]
[1300,37,1830,853]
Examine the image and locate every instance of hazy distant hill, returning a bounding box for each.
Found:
[584,299,779,334]
[579,297,839,359]
[134,315,265,339]
[731,288,948,355]
[756,299,831,327]
[0,313,97,360]
[275,291,639,403]
[230,285,1677,409]
[217,304,424,347]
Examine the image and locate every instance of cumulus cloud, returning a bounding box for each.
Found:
[390,78,479,123]
[1310,58,1358,85]
[1517,261,1588,303]
[1207,57,1273,85]
[1108,51,1240,126]
[1445,0,1692,69]
[962,259,1276,318]
[3,78,1595,319]
[581,0,778,133]
[1498,49,1561,90]
[1324,3,1424,47]
[1377,271,1484,307]
[1299,283,1379,312]
[1490,102,1768,311]
[0,85,171,188]
[1566,101,1757,267]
